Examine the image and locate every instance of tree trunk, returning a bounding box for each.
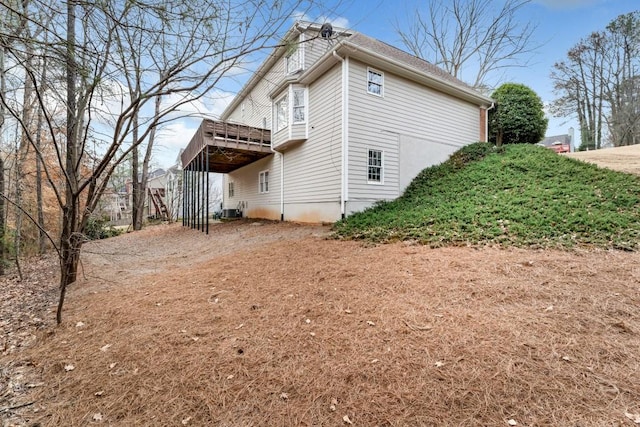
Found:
[35,75,46,253]
[0,157,4,276]
[57,206,82,324]
[0,46,6,275]
[131,120,143,230]
[58,0,78,324]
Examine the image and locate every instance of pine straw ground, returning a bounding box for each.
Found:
[1,221,639,426]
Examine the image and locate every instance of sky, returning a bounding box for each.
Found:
[154,0,640,167]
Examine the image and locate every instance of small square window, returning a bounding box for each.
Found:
[367,149,383,183]
[367,68,383,96]
[259,170,269,194]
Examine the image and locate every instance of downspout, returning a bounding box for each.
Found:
[486,102,495,142]
[333,50,349,219]
[280,152,284,221]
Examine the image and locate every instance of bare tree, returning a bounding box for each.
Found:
[551,32,607,150]
[551,12,640,150]
[397,0,537,90]
[1,0,326,323]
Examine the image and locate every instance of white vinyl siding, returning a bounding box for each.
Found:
[223,155,280,220]
[303,31,333,69]
[224,54,286,129]
[347,59,479,206]
[281,64,342,204]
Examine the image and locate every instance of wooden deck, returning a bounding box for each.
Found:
[181,119,272,172]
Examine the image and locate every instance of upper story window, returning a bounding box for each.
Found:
[367,149,383,183]
[367,68,384,96]
[292,89,305,123]
[275,94,288,132]
[286,45,302,74]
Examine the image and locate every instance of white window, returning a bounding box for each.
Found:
[367,68,383,96]
[292,89,305,123]
[228,181,234,197]
[275,94,288,132]
[286,45,302,74]
[259,170,269,194]
[367,149,383,183]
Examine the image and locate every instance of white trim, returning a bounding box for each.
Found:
[366,67,384,97]
[287,85,293,141]
[366,148,384,185]
[259,170,270,194]
[300,32,306,70]
[344,56,350,207]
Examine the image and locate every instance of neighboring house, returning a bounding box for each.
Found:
[539,128,575,154]
[146,168,169,220]
[97,154,186,225]
[181,21,493,223]
[98,188,130,224]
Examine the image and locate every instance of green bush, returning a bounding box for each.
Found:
[85,217,122,240]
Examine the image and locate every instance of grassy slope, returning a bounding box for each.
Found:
[333,143,640,250]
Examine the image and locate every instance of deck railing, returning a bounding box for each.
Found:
[181,119,271,168]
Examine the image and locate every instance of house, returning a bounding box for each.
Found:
[539,128,574,154]
[181,21,493,224]
[96,152,188,225]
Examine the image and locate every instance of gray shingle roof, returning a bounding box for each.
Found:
[346,32,477,93]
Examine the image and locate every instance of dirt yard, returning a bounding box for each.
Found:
[2,219,640,426]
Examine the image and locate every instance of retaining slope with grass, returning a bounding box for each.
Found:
[334,143,640,250]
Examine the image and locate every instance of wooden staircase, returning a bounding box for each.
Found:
[149,188,169,220]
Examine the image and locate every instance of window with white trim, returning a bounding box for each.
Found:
[274,94,288,132]
[286,45,302,74]
[259,170,269,194]
[292,88,305,123]
[228,181,234,197]
[367,68,383,96]
[367,149,383,183]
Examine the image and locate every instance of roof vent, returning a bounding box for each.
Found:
[320,23,333,39]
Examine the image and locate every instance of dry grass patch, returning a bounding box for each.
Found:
[4,222,636,426]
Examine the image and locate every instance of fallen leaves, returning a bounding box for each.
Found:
[403,319,433,331]
[626,412,640,424]
[343,414,353,424]
[330,397,338,412]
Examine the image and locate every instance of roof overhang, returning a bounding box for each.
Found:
[300,40,493,108]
